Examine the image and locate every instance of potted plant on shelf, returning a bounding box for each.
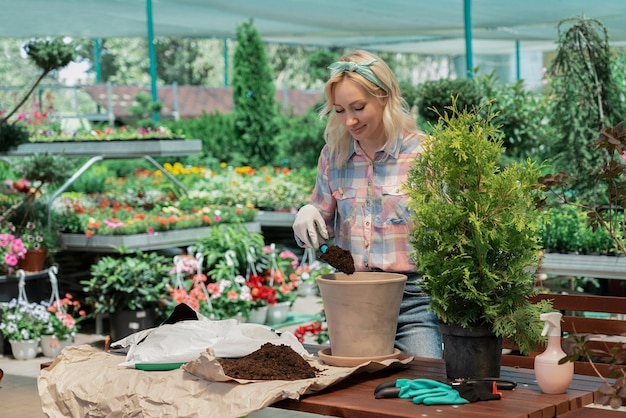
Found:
[81,250,171,341]
[405,100,552,379]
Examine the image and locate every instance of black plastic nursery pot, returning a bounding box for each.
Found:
[109,309,157,342]
[439,322,503,379]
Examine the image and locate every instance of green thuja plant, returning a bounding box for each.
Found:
[405,99,552,355]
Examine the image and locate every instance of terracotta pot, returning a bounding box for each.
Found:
[17,248,48,272]
[317,272,407,357]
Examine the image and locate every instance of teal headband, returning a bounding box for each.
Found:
[328,59,389,93]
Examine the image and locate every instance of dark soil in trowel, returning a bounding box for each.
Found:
[320,245,355,274]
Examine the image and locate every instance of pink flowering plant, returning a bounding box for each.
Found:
[19,221,46,250]
[263,246,300,305]
[41,293,86,340]
[0,223,26,276]
[164,253,254,320]
[0,298,49,341]
[295,259,334,285]
[165,255,211,313]
[205,275,253,319]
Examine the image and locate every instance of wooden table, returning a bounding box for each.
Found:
[274,356,604,418]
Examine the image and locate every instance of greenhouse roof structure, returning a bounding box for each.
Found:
[5,0,626,55]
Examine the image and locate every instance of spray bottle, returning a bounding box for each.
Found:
[534,312,574,394]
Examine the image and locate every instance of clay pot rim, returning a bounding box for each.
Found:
[318,272,407,285]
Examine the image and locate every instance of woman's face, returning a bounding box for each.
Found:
[332,78,387,145]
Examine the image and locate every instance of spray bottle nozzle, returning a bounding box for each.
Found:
[540,312,563,337]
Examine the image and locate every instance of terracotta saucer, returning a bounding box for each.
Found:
[317,347,401,367]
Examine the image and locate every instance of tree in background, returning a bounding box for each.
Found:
[547,16,626,201]
[232,19,279,167]
[0,38,76,153]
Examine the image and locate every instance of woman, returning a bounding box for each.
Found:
[292,50,442,358]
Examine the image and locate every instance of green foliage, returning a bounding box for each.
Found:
[2,153,73,252]
[306,49,341,84]
[128,92,163,129]
[1,37,77,152]
[162,112,237,168]
[415,78,483,128]
[476,72,555,163]
[405,100,551,354]
[232,19,279,167]
[22,38,76,74]
[274,108,327,168]
[398,80,419,110]
[154,38,208,85]
[190,223,268,278]
[0,121,29,153]
[539,122,626,255]
[64,164,115,194]
[547,16,626,201]
[12,152,73,186]
[539,205,614,254]
[82,251,172,314]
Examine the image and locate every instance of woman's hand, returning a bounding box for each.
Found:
[292,204,329,248]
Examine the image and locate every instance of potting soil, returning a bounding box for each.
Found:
[218,343,321,380]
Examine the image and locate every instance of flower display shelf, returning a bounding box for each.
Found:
[255,210,296,228]
[3,139,202,158]
[59,222,261,253]
[539,252,626,280]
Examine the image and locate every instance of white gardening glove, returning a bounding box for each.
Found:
[292,204,329,249]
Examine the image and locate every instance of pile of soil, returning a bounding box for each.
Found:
[218,343,321,380]
[320,245,355,274]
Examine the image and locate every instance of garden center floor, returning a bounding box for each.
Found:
[0,294,330,418]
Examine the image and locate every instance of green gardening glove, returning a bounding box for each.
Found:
[396,379,469,405]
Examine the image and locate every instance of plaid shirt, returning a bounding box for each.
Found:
[311,131,424,273]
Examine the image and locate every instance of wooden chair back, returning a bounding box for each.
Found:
[501,293,626,377]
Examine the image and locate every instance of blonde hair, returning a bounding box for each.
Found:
[319,50,417,167]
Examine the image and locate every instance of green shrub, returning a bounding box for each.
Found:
[163,112,236,168]
[274,108,326,169]
[415,78,483,128]
[476,72,555,164]
[82,251,172,314]
[540,205,615,254]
